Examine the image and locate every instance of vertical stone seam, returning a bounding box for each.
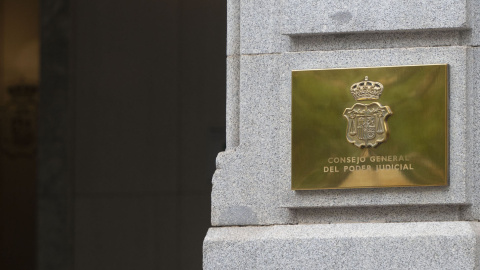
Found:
[468,222,480,269]
[463,47,480,221]
[464,47,474,220]
[226,55,240,149]
[227,0,240,56]
[226,0,241,149]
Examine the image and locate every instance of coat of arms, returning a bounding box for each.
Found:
[343,76,392,148]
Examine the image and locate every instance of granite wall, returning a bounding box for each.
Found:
[204,1,480,269]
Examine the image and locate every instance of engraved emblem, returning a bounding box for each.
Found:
[343,76,392,148]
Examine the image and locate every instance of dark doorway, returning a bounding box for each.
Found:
[38,0,226,269]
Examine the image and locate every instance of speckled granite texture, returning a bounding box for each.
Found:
[204,222,480,270]
[215,46,469,226]
[465,47,480,220]
[237,0,475,54]
[281,0,468,36]
[209,0,480,268]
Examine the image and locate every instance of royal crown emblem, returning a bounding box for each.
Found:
[343,76,392,148]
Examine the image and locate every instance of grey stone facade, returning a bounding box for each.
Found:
[205,0,480,268]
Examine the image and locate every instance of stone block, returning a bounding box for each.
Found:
[281,0,468,36]
[204,222,479,270]
[237,0,477,54]
[212,46,470,226]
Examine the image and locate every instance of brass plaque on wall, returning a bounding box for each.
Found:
[291,64,448,190]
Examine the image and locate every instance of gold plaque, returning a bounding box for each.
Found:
[291,64,448,190]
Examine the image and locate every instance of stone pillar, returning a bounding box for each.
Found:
[204,0,480,269]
